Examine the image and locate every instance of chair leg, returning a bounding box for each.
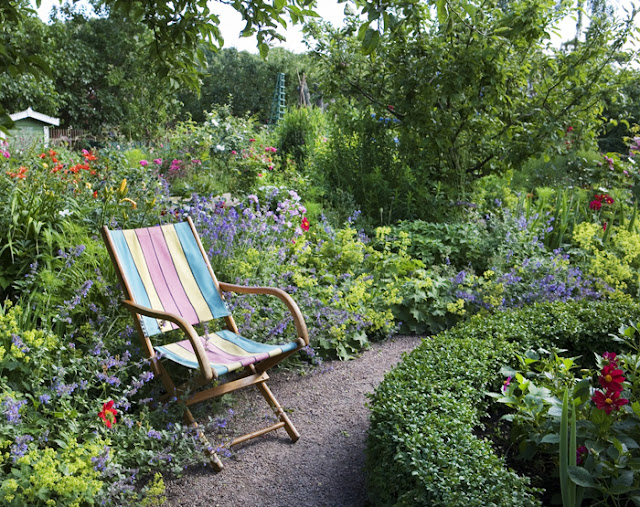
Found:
[256,381,300,443]
[184,407,224,472]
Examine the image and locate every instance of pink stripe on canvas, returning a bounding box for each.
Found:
[134,228,182,327]
[145,226,200,325]
[178,339,270,367]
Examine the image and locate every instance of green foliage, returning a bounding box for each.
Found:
[274,106,325,172]
[366,300,640,505]
[395,219,495,272]
[308,0,638,222]
[366,332,538,506]
[179,48,319,124]
[314,107,430,224]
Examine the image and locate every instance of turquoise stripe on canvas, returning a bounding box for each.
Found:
[174,222,230,318]
[216,330,298,354]
[155,345,200,370]
[109,230,161,336]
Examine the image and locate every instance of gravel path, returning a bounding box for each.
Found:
[165,335,423,507]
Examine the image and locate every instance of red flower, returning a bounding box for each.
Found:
[93,190,98,199]
[599,363,625,392]
[39,153,46,159]
[589,200,602,211]
[301,217,310,231]
[98,400,118,428]
[604,195,614,205]
[567,126,574,132]
[602,352,618,365]
[592,389,628,414]
[603,222,607,231]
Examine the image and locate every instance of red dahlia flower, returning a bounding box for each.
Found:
[592,389,628,415]
[599,363,625,392]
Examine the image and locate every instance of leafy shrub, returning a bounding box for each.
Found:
[275,106,325,172]
[366,332,538,506]
[366,300,640,506]
[315,108,432,225]
[395,219,496,272]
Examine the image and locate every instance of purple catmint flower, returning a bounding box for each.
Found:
[11,435,33,461]
[2,396,27,424]
[147,429,162,440]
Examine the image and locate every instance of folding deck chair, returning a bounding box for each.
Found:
[101,217,309,471]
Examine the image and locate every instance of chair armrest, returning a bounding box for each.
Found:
[121,300,215,381]
[218,282,309,346]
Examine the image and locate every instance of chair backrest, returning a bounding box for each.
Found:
[102,219,230,337]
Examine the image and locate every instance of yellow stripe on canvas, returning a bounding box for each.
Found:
[123,230,173,333]
[162,342,197,362]
[161,224,214,323]
[206,333,284,358]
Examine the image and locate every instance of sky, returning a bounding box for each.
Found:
[32,0,350,53]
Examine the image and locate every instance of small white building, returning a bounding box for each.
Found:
[2,107,61,147]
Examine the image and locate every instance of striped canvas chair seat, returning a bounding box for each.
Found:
[156,329,299,376]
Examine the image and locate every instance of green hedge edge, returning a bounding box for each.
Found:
[366,300,640,506]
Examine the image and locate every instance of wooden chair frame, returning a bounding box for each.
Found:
[102,218,309,471]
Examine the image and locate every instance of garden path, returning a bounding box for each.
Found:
[164,335,423,507]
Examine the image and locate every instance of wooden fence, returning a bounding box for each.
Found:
[49,128,88,146]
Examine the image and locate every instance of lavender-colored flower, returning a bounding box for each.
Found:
[11,435,33,461]
[11,334,30,353]
[147,429,162,440]
[2,396,27,423]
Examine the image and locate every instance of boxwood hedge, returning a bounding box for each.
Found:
[366,300,640,506]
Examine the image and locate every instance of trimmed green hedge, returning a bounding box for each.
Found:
[366,300,640,506]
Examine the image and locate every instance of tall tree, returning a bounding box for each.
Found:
[179,47,316,123]
[309,0,638,217]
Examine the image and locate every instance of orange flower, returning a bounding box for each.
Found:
[6,166,28,179]
[82,149,97,161]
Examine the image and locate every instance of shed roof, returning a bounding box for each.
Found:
[10,107,60,126]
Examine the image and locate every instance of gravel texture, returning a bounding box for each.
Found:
[165,335,423,507]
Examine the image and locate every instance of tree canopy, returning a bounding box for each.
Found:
[0,0,319,133]
[307,0,639,218]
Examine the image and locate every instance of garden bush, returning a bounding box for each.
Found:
[366,299,640,506]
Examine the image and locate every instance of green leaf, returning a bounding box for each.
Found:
[541,433,560,444]
[568,466,598,488]
[361,28,380,55]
